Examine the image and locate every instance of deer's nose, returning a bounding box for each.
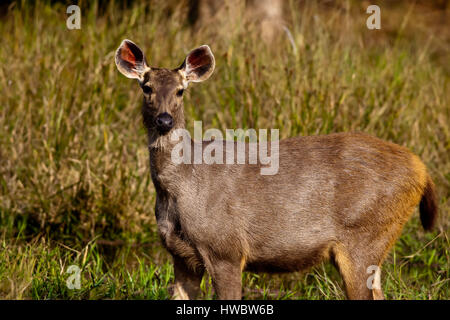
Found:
[155,112,174,133]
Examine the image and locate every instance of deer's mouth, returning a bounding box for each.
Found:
[157,127,172,135]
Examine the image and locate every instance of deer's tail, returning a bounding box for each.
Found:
[419,175,438,231]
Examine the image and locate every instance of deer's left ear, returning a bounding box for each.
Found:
[115,39,149,81]
[180,45,215,85]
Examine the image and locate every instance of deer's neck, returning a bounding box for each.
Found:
[148,129,193,195]
[148,143,176,175]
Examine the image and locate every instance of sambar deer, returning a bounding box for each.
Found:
[115,39,438,300]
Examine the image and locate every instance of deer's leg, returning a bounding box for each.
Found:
[202,256,242,300]
[332,244,385,300]
[172,255,204,300]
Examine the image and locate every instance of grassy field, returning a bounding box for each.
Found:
[0,0,448,299]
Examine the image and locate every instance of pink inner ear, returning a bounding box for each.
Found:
[187,49,210,69]
[121,46,136,65]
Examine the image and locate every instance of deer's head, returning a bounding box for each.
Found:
[115,39,215,145]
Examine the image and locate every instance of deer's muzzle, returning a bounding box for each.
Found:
[155,112,174,134]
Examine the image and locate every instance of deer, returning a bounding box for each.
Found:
[115,39,438,300]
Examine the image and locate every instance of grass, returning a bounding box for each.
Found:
[0,0,448,299]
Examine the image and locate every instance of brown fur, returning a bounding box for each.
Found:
[115,41,439,300]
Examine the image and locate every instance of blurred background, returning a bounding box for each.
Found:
[0,0,448,299]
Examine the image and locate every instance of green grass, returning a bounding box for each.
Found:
[0,0,449,299]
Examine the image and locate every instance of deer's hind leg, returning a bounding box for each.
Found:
[333,202,417,300]
[332,242,386,300]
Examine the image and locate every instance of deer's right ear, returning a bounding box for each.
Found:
[115,39,149,80]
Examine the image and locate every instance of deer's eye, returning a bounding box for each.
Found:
[142,85,153,95]
[176,89,184,97]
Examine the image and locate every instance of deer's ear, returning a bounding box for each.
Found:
[180,45,215,84]
[115,39,148,80]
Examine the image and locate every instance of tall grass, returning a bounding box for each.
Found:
[0,1,448,299]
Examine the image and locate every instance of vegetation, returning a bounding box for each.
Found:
[0,0,448,299]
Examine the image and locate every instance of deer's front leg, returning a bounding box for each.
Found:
[172,255,204,300]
